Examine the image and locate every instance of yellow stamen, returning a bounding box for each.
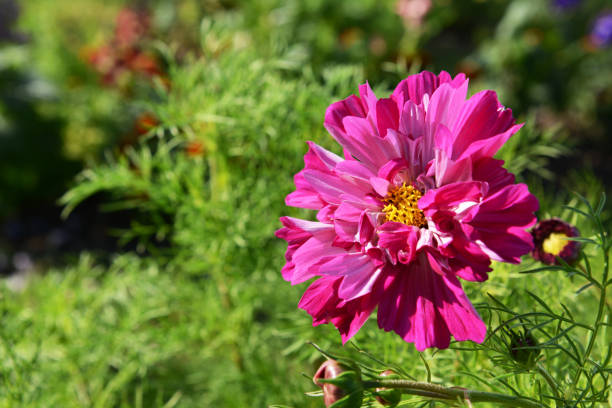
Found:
[382,183,427,228]
[542,232,569,256]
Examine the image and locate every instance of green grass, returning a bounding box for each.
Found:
[0,219,607,407]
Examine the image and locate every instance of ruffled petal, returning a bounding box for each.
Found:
[324,83,385,170]
[377,222,419,264]
[341,116,392,167]
[464,183,539,263]
[324,95,368,138]
[430,148,472,188]
[376,98,400,138]
[472,157,515,194]
[335,160,376,183]
[302,169,371,206]
[428,211,492,282]
[391,71,465,106]
[399,100,426,140]
[276,217,342,284]
[305,141,343,170]
[433,271,487,344]
[450,90,519,160]
[377,257,486,351]
[419,181,485,212]
[459,123,523,161]
[427,81,469,131]
[299,276,381,343]
[285,182,325,210]
[286,142,342,210]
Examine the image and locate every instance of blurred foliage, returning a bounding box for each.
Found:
[0,0,610,406]
[1,0,611,216]
[0,46,78,214]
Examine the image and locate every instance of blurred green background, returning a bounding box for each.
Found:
[0,0,610,406]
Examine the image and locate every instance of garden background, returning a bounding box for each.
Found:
[0,0,611,406]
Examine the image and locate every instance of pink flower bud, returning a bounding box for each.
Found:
[313,359,363,407]
[375,370,402,407]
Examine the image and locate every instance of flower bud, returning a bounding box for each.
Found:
[508,328,541,368]
[374,370,402,407]
[531,218,580,265]
[313,359,363,408]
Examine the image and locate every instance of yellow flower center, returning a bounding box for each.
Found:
[542,232,569,256]
[382,183,427,228]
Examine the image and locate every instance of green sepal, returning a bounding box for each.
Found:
[328,389,363,408]
[373,388,401,407]
[316,369,363,393]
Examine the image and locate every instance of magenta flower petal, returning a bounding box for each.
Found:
[377,257,486,351]
[420,180,485,210]
[299,276,380,343]
[472,157,515,193]
[464,183,539,263]
[391,71,465,106]
[450,91,519,160]
[278,71,538,349]
[276,217,342,284]
[286,142,342,210]
[378,222,420,265]
[324,95,367,136]
[427,82,469,131]
[376,98,400,137]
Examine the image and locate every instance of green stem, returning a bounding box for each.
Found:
[536,363,560,405]
[570,240,609,397]
[364,379,544,407]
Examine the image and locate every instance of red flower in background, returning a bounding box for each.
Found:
[134,113,158,136]
[115,7,150,49]
[185,141,205,158]
[117,112,159,152]
[87,7,161,86]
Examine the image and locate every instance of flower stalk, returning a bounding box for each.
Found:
[363,379,544,407]
[569,226,609,400]
[535,362,560,405]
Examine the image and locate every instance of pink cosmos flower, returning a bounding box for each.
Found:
[276,71,539,351]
